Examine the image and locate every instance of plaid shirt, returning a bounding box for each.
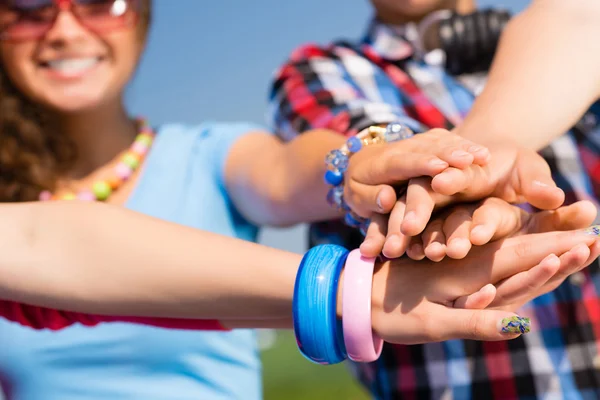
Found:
[268,20,600,399]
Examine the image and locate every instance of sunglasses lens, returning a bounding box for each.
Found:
[0,0,55,40]
[73,0,136,32]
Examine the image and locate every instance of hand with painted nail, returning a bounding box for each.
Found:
[405,198,597,261]
[362,144,566,259]
[372,228,600,344]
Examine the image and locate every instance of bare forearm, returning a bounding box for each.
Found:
[226,130,345,226]
[458,0,600,150]
[0,202,300,321]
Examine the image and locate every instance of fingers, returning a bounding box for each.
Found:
[419,199,520,261]
[490,253,561,307]
[382,199,411,259]
[453,284,497,309]
[536,242,593,293]
[421,218,447,262]
[360,214,388,258]
[421,130,490,167]
[430,166,488,197]
[433,307,530,342]
[469,198,524,246]
[345,182,397,218]
[420,205,475,261]
[400,177,438,236]
[346,132,490,218]
[515,150,565,210]
[443,207,474,259]
[406,235,426,260]
[584,239,600,267]
[526,200,598,233]
[350,149,450,186]
[482,229,598,284]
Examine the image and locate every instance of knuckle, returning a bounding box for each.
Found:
[421,313,445,342]
[464,312,486,340]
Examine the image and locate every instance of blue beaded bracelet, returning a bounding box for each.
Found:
[324,123,414,234]
[293,244,349,365]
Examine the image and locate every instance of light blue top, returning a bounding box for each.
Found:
[0,122,264,400]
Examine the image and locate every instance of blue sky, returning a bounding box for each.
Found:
[127,0,529,252]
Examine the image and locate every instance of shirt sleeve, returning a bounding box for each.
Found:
[0,300,228,331]
[209,122,269,186]
[267,43,425,142]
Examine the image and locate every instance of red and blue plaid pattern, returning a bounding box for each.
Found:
[268,20,600,399]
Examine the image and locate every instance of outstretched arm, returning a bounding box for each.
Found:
[0,201,597,344]
[457,0,600,149]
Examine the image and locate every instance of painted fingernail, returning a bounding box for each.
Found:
[499,316,531,334]
[452,150,470,158]
[582,225,600,236]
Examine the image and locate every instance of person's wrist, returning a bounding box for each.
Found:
[337,257,388,331]
[369,258,388,337]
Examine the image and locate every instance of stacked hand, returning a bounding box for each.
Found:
[341,129,572,259]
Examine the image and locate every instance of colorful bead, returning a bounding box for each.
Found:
[41,117,154,203]
[384,123,414,142]
[344,212,364,228]
[324,169,344,186]
[92,181,112,201]
[77,191,96,201]
[326,186,347,210]
[131,141,149,155]
[346,136,362,153]
[115,162,133,180]
[106,176,122,190]
[39,190,52,201]
[325,149,349,172]
[122,153,140,169]
[136,134,153,147]
[359,220,370,236]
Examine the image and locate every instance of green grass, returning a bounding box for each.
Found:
[261,330,369,400]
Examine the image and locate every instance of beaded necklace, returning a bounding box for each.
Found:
[39,118,155,202]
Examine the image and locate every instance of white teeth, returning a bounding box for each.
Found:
[46,57,100,75]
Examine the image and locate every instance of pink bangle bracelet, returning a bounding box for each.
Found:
[342,249,383,362]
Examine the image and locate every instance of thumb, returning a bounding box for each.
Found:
[527,200,598,233]
[438,307,531,342]
[516,151,565,210]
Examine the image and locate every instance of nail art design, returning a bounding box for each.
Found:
[500,316,531,334]
[583,225,600,236]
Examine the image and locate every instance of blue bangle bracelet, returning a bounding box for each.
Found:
[293,244,349,365]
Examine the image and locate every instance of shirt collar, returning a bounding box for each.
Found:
[361,18,419,61]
